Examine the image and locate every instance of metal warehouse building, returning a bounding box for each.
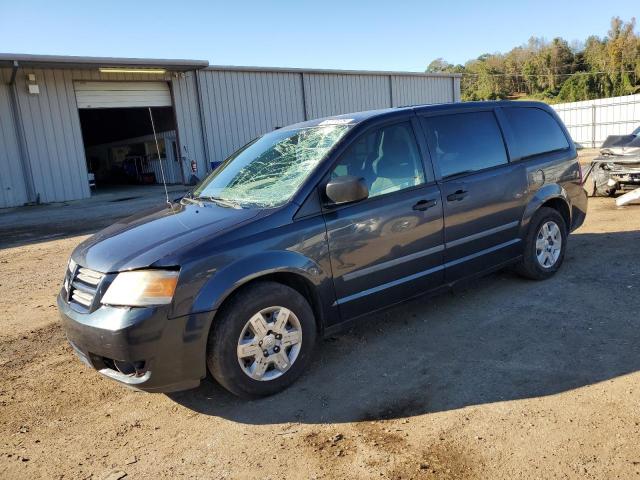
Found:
[0,53,460,209]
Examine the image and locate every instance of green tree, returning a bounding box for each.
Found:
[426,58,454,73]
[425,16,639,103]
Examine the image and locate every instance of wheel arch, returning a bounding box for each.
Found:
[519,184,572,237]
[192,251,331,333]
[216,272,326,335]
[539,197,570,231]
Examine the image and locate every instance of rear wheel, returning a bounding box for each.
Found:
[207,281,316,398]
[515,207,567,280]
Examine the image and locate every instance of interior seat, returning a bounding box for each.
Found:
[370,136,416,196]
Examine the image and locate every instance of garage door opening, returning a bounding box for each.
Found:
[75,81,185,190]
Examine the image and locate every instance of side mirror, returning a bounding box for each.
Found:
[325,176,368,205]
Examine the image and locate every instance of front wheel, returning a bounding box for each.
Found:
[207,281,316,398]
[515,207,567,280]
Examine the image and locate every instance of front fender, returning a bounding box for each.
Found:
[518,183,571,238]
[191,250,328,315]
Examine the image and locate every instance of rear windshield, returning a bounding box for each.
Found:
[503,107,569,160]
[193,124,350,208]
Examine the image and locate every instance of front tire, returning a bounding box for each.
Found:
[207,281,316,398]
[515,207,567,280]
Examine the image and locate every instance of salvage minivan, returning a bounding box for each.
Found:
[58,101,587,397]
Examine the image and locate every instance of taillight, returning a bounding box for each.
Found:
[578,163,584,184]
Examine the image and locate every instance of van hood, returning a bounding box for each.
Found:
[72,202,260,273]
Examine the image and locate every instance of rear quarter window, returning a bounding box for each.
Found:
[504,107,569,160]
[421,111,508,178]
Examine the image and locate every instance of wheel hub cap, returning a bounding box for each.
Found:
[262,334,276,349]
[237,306,302,381]
[535,221,562,268]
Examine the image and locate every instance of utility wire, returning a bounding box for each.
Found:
[461,70,638,78]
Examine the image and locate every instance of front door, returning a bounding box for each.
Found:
[323,120,445,321]
[419,110,528,281]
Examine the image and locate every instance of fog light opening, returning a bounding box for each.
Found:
[111,359,147,377]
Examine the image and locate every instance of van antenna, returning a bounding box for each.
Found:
[148,107,171,208]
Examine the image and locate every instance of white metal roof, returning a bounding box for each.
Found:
[0,53,461,78]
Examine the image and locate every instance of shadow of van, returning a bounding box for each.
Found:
[168,230,640,425]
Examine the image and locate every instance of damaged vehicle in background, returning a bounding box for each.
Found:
[586,125,640,197]
[600,125,640,157]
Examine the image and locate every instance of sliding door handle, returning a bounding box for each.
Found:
[446,190,468,202]
[413,199,438,211]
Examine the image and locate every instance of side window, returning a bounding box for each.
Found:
[421,111,508,178]
[503,107,569,160]
[331,122,426,198]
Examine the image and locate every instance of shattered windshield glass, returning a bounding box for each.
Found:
[193,124,350,208]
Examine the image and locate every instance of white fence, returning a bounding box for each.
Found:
[551,94,640,148]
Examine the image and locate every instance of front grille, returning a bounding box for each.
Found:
[68,266,104,311]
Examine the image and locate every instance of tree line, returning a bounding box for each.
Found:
[427,17,640,103]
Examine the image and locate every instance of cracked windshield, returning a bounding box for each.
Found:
[193,124,351,208]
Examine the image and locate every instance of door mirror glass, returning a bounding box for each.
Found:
[325,175,368,205]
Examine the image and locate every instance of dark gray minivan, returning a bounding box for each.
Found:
[58,101,587,397]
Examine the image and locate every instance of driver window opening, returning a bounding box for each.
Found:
[331,122,426,198]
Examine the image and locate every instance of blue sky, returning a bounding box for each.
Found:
[0,0,637,71]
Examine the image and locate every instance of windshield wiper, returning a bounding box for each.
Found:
[181,196,203,207]
[199,196,244,209]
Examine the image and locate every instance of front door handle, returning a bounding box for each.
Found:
[412,199,438,211]
[446,190,468,202]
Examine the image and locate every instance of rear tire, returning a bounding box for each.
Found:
[515,207,567,281]
[207,281,316,398]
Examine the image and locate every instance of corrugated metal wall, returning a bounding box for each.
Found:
[302,73,390,119]
[0,70,28,208]
[171,71,207,179]
[0,67,206,207]
[11,68,91,204]
[0,64,458,208]
[197,69,459,167]
[390,75,456,107]
[198,70,305,166]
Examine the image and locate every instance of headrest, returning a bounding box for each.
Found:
[375,137,413,179]
[436,129,457,156]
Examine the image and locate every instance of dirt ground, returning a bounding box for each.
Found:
[1,196,639,479]
[0,185,188,250]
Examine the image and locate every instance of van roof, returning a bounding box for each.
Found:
[283,100,551,130]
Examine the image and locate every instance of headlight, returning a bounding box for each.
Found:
[101,270,179,307]
[64,258,77,292]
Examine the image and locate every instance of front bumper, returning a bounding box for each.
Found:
[57,293,214,392]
